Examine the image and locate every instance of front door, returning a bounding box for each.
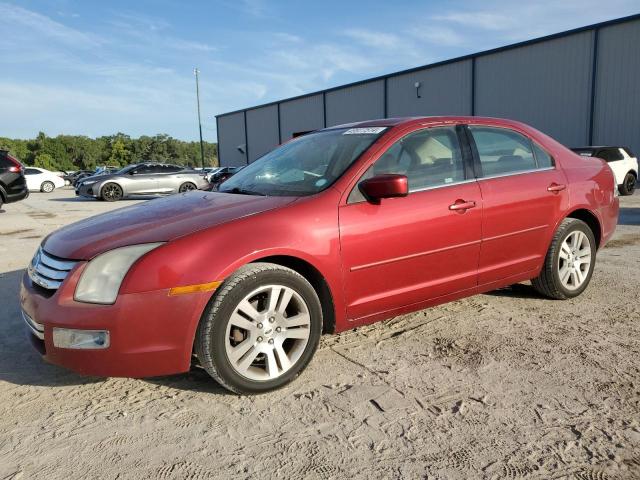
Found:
[339,126,482,323]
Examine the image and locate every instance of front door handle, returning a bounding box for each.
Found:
[449,200,477,211]
[547,183,566,193]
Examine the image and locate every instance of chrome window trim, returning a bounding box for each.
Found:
[408,177,478,194]
[478,166,555,181]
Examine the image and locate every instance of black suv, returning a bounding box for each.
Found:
[0,150,28,209]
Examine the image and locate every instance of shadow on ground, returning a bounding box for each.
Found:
[619,207,640,226]
[0,268,229,394]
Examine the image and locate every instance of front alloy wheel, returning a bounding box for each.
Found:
[195,263,322,394]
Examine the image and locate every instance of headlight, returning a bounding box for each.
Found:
[74,243,164,304]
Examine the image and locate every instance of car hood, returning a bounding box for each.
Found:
[43,192,298,260]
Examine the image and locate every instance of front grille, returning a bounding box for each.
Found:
[28,247,78,291]
[22,310,44,339]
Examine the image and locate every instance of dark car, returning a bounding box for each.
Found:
[0,150,28,209]
[65,170,93,186]
[208,166,242,189]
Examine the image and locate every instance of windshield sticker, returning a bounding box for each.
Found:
[315,178,328,187]
[343,127,387,135]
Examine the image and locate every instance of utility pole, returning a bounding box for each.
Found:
[193,67,205,169]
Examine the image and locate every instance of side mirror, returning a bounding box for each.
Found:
[358,174,408,204]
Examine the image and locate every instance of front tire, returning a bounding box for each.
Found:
[179,182,197,193]
[195,263,322,394]
[531,218,596,299]
[101,182,123,202]
[41,181,55,193]
[619,172,636,196]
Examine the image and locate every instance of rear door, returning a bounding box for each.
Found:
[465,125,569,286]
[339,125,482,322]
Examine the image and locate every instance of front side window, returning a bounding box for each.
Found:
[470,127,539,176]
[348,127,465,203]
[25,168,39,175]
[220,127,385,196]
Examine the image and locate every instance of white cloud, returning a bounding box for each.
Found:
[343,29,401,49]
[0,2,101,48]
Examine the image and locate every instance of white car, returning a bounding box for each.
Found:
[24,167,66,193]
[572,146,638,195]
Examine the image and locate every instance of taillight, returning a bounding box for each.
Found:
[7,155,24,173]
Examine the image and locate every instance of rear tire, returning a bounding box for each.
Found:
[619,172,636,196]
[195,263,322,395]
[531,218,596,300]
[41,181,55,193]
[101,182,123,202]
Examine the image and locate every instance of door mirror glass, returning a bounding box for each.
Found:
[358,174,408,204]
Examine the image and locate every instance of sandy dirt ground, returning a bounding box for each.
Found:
[0,188,638,480]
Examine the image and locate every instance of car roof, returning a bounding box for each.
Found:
[322,116,538,131]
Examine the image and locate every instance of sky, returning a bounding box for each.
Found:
[1,1,638,141]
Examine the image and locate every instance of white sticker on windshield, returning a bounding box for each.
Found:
[315,178,327,187]
[343,127,387,135]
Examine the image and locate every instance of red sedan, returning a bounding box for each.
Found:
[20,117,619,394]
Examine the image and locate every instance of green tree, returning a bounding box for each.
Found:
[34,152,57,170]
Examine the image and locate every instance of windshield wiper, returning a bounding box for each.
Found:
[223,186,266,196]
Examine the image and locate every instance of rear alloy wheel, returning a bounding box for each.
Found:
[619,172,636,196]
[101,183,123,202]
[195,263,322,394]
[532,218,596,299]
[179,182,197,193]
[41,181,55,193]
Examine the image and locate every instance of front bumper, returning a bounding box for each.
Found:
[76,182,100,198]
[19,265,212,378]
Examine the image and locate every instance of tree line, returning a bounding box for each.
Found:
[0,132,218,172]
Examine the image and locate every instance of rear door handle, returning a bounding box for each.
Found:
[547,183,566,193]
[449,200,477,211]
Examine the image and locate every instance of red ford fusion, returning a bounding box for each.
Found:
[20,117,619,394]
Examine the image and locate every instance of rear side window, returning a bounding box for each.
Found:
[25,168,40,175]
[596,148,624,162]
[469,126,538,176]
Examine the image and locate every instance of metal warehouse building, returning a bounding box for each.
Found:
[216,14,640,167]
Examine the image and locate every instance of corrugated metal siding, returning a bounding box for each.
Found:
[325,81,385,126]
[475,32,593,147]
[593,19,640,155]
[246,105,279,163]
[387,60,472,117]
[217,112,247,167]
[279,94,324,141]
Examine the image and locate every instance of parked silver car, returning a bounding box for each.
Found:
[75,163,210,201]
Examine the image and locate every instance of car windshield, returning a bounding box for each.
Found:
[219,127,386,196]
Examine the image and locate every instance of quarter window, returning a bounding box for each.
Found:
[349,127,465,203]
[532,142,554,168]
[470,127,539,176]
